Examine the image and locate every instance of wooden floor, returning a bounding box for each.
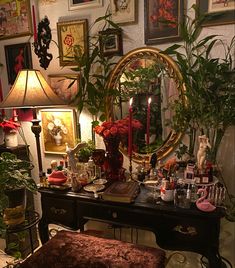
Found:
[0,218,234,268]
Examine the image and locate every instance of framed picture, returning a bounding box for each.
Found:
[0,0,32,40]
[68,0,102,10]
[110,0,137,25]
[197,0,235,26]
[40,109,77,154]
[57,19,88,66]
[144,0,184,45]
[99,28,123,57]
[48,74,78,104]
[4,42,33,85]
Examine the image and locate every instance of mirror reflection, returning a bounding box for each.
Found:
[107,47,185,163]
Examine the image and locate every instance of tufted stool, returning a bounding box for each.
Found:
[19,230,166,268]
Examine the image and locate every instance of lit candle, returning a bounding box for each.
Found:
[128,97,133,157]
[146,97,151,146]
[32,5,37,42]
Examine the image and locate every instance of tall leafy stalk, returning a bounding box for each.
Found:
[69,14,122,133]
[163,4,235,162]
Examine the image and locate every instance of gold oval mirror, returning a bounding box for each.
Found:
[106,47,185,164]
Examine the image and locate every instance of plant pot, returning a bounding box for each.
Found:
[3,188,26,226]
[4,132,18,148]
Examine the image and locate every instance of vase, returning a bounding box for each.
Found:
[103,137,125,180]
[53,132,62,146]
[4,131,18,147]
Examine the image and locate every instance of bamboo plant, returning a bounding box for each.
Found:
[163,4,235,163]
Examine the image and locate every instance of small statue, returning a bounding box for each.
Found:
[197,135,211,170]
[65,142,87,173]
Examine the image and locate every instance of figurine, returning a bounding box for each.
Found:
[65,142,87,173]
[197,135,211,170]
[196,188,216,212]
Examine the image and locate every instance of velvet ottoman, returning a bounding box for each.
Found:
[19,230,165,268]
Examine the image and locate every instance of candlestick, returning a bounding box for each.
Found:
[32,5,37,42]
[146,97,151,146]
[128,97,133,157]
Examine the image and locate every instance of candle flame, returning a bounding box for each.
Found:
[148,97,152,105]
[129,97,133,106]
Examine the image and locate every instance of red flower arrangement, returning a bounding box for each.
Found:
[94,117,142,140]
[0,118,21,133]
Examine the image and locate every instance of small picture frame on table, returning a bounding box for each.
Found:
[40,109,77,155]
[99,28,123,57]
[197,0,235,26]
[110,0,137,25]
[4,42,33,85]
[57,19,88,66]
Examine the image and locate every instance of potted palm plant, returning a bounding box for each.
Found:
[163,4,235,163]
[0,152,37,236]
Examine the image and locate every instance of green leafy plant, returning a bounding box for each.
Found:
[163,4,235,162]
[66,13,123,128]
[0,152,37,238]
[77,140,95,162]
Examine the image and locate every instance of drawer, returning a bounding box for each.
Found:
[42,196,77,228]
[156,214,219,250]
[77,201,162,229]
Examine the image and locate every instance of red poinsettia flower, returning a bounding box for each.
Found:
[0,118,21,133]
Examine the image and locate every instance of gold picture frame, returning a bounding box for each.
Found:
[68,0,103,10]
[0,0,33,40]
[57,19,88,66]
[110,0,137,25]
[40,109,77,154]
[48,74,78,104]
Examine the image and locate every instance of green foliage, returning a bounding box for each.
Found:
[68,13,122,122]
[163,4,235,161]
[77,140,95,162]
[0,152,37,192]
[0,152,37,238]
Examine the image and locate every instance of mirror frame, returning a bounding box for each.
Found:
[106,47,186,164]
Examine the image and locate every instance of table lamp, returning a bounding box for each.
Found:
[0,69,65,177]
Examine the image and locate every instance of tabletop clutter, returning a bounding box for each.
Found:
[39,139,226,212]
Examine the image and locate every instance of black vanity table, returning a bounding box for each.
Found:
[38,185,225,268]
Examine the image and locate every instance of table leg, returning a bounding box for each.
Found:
[38,217,49,244]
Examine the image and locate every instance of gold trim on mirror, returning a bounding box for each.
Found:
[106,47,186,164]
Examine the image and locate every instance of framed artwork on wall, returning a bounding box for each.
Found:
[99,28,123,57]
[144,0,184,45]
[4,42,33,85]
[57,19,88,66]
[110,0,137,25]
[48,74,78,104]
[0,0,32,40]
[40,109,77,154]
[68,0,102,10]
[197,0,235,26]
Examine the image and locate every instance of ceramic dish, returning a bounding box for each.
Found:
[93,179,108,185]
[83,184,105,192]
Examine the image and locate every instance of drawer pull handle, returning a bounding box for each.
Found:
[50,207,66,215]
[112,212,118,218]
[174,225,197,236]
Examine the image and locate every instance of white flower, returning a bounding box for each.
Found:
[48,122,55,130]
[61,126,68,134]
[54,118,62,127]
